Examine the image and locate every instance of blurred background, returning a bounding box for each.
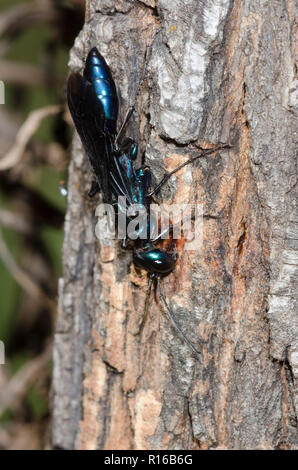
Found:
[0,0,84,449]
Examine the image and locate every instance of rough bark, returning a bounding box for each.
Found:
[52,0,297,450]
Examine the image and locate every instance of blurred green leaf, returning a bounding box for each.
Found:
[41,226,64,277]
[28,165,67,212]
[9,351,31,374]
[0,0,33,11]
[4,0,69,143]
[26,386,48,420]
[0,408,14,425]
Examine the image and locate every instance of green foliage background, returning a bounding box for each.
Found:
[0,0,82,447]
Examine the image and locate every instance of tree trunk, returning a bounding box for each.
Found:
[52,0,297,450]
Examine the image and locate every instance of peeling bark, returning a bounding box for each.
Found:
[52,0,297,449]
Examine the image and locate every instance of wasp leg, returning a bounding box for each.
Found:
[114,109,138,160]
[114,107,135,148]
[137,274,155,335]
[148,144,230,197]
[149,209,196,243]
[88,180,101,198]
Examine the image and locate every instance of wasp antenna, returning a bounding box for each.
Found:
[148,144,231,197]
[157,279,200,359]
[135,45,149,102]
[134,28,160,105]
[116,30,159,146]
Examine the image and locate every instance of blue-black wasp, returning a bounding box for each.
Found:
[67,47,229,357]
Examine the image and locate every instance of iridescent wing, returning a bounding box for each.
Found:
[67,72,113,203]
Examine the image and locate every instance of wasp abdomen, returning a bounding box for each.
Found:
[84,47,118,133]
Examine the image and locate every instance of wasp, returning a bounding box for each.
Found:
[67,47,229,357]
